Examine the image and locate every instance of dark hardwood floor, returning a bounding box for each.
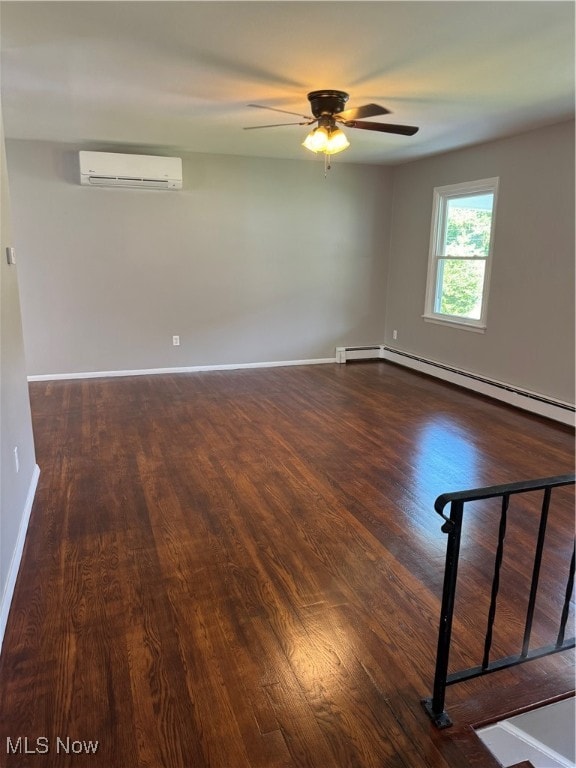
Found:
[0,361,574,767]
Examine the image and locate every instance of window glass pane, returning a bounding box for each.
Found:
[436,258,485,319]
[444,194,493,258]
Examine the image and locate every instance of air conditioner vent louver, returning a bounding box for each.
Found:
[79,151,182,190]
[86,176,172,189]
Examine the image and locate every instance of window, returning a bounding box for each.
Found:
[424,177,498,330]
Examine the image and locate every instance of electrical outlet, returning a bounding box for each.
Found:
[393,330,398,340]
[172,335,180,346]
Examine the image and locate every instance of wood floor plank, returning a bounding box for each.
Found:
[0,361,573,767]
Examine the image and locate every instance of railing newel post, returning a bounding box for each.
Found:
[422,499,464,729]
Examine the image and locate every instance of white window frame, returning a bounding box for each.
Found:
[423,177,499,332]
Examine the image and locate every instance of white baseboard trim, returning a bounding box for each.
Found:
[27,357,337,382]
[26,348,575,426]
[0,463,40,655]
[380,347,575,427]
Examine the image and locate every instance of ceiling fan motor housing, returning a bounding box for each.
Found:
[307,90,349,118]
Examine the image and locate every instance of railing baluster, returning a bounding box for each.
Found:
[482,494,509,669]
[556,543,575,648]
[521,487,551,658]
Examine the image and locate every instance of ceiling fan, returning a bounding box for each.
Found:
[244,90,419,157]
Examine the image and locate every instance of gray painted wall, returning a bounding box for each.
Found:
[385,120,575,404]
[0,110,37,625]
[6,142,392,376]
[5,121,575,406]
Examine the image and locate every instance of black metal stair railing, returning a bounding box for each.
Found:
[422,473,576,729]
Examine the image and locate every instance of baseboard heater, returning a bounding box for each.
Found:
[381,346,575,426]
[335,346,381,363]
[382,346,575,412]
[335,344,575,426]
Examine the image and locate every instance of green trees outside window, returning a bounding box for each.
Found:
[437,203,493,318]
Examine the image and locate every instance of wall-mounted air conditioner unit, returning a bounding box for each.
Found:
[79,151,183,190]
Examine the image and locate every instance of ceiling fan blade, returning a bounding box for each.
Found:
[338,103,391,121]
[247,104,312,119]
[243,121,312,130]
[345,120,419,136]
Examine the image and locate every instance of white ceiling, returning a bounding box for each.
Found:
[1,1,574,165]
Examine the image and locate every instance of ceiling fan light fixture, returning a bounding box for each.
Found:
[302,125,329,153]
[325,127,350,155]
[302,125,350,155]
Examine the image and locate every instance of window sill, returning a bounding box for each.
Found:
[422,314,486,333]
